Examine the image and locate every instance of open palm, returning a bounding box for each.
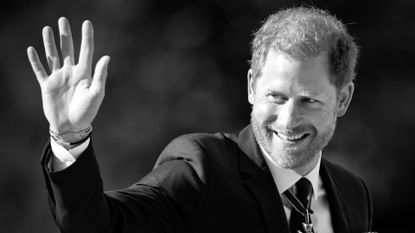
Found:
[28,17,110,133]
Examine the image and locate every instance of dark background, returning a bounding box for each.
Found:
[1,0,414,232]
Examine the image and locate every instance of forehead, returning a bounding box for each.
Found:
[258,50,335,97]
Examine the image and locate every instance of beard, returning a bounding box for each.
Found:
[250,112,336,170]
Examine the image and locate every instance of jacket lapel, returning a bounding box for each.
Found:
[237,125,290,233]
[320,159,351,233]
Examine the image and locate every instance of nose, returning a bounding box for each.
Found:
[276,100,302,130]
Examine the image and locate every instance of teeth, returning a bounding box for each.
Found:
[278,132,307,141]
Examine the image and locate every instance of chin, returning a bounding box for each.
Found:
[270,149,314,169]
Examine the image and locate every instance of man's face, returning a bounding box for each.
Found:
[248,50,353,175]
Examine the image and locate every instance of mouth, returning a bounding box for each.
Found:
[274,131,310,143]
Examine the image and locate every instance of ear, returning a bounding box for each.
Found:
[336,82,354,117]
[247,69,255,105]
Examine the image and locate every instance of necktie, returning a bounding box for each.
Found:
[288,178,314,233]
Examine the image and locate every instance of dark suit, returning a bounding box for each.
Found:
[41,125,373,233]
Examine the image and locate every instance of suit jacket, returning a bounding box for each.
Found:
[41,125,373,233]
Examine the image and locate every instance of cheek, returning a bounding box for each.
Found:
[309,108,336,130]
[252,102,277,122]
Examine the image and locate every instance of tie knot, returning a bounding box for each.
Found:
[296,178,313,207]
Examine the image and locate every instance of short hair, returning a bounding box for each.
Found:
[250,7,359,90]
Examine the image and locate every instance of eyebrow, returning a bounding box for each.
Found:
[265,90,287,96]
[266,89,323,98]
[298,91,321,98]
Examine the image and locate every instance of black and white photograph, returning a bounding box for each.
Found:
[1,0,414,232]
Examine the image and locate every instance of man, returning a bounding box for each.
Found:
[28,7,373,233]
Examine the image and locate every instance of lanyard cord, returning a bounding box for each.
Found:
[282,189,313,220]
[283,189,315,233]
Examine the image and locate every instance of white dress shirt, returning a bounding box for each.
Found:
[261,148,334,233]
[49,137,89,171]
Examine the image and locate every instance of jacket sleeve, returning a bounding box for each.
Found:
[40,135,208,233]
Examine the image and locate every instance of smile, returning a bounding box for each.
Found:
[274,131,310,143]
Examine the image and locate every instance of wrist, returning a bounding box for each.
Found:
[49,125,92,148]
[49,123,91,133]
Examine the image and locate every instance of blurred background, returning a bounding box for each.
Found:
[1,0,414,232]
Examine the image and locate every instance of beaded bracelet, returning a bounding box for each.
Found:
[49,125,92,147]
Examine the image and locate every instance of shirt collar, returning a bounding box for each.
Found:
[261,146,321,200]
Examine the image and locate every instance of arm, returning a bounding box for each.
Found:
[41,136,207,233]
[30,18,206,233]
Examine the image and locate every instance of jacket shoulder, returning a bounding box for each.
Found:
[322,159,367,190]
[323,159,373,230]
[160,132,238,157]
[154,131,238,181]
[322,159,370,199]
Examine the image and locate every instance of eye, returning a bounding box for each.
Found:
[267,93,287,104]
[302,97,319,104]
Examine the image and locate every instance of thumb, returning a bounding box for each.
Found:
[90,55,110,93]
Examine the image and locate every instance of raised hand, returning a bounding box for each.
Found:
[27,17,110,134]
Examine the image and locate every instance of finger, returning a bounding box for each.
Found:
[90,56,110,92]
[78,20,94,73]
[42,26,60,72]
[27,46,48,83]
[58,17,75,65]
